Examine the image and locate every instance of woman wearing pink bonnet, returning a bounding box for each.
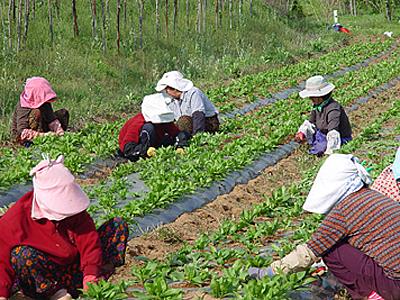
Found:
[0,156,128,300]
[11,77,69,146]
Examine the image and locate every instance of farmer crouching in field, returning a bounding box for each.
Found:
[0,155,128,300]
[248,154,400,300]
[11,77,69,147]
[155,71,220,135]
[295,76,352,156]
[371,146,400,202]
[118,93,190,162]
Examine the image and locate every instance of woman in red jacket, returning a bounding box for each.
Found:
[118,93,190,161]
[0,156,128,300]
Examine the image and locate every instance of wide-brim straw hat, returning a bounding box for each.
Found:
[299,75,335,99]
[155,70,194,92]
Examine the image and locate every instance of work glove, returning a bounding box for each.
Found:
[147,147,156,157]
[176,148,185,155]
[295,132,306,143]
[83,275,101,291]
[175,131,191,148]
[248,266,274,280]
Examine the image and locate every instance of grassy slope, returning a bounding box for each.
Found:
[0,0,358,141]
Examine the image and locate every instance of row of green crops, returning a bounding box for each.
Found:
[85,47,400,222]
[0,38,395,191]
[82,100,400,300]
[208,38,394,112]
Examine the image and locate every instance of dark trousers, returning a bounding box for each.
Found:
[323,243,400,299]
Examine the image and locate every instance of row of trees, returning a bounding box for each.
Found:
[1,0,255,53]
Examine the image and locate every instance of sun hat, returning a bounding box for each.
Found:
[20,77,57,109]
[30,155,90,221]
[155,71,194,92]
[141,93,175,123]
[299,75,335,99]
[303,153,372,214]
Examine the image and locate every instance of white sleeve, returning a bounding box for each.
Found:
[298,120,315,143]
[325,130,341,155]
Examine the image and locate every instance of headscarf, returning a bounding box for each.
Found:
[392,147,400,181]
[30,155,90,221]
[20,77,57,109]
[141,93,175,123]
[303,153,372,214]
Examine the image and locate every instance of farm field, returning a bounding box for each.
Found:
[1,2,400,298]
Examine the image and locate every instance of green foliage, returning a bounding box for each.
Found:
[81,279,129,300]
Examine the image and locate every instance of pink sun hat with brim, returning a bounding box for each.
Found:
[30,155,90,221]
[299,75,335,99]
[155,71,194,92]
[20,77,57,109]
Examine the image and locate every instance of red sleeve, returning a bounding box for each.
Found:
[118,113,145,151]
[67,212,103,277]
[0,191,33,298]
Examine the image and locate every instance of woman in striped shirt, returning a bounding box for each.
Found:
[249,154,400,300]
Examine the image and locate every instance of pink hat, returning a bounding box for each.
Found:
[20,77,57,109]
[30,155,90,221]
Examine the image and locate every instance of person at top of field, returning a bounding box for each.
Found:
[11,77,69,147]
[0,155,128,300]
[248,153,400,300]
[118,92,190,162]
[155,71,220,135]
[370,146,400,203]
[295,75,352,156]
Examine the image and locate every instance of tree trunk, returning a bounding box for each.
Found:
[55,0,60,17]
[124,0,127,25]
[250,0,252,16]
[202,0,206,32]
[156,0,160,35]
[117,0,120,51]
[17,0,22,51]
[138,0,143,48]
[100,0,106,52]
[173,0,177,35]
[72,0,79,36]
[196,0,201,33]
[8,0,12,48]
[218,0,222,26]
[228,0,232,29]
[91,0,97,38]
[239,0,242,19]
[385,0,392,20]
[165,0,169,37]
[12,0,16,21]
[48,0,53,44]
[186,0,189,29]
[32,0,35,18]
[353,0,357,15]
[23,0,30,46]
[106,0,110,19]
[214,0,218,27]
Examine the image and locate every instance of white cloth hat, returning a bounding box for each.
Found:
[299,75,335,98]
[30,155,90,221]
[302,153,372,214]
[141,93,175,123]
[155,70,194,92]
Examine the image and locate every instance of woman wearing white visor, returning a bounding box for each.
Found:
[155,71,219,135]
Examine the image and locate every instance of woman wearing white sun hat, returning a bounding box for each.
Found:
[155,71,219,135]
[295,75,352,156]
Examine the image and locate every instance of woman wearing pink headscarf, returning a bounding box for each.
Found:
[0,156,128,300]
[11,77,69,146]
